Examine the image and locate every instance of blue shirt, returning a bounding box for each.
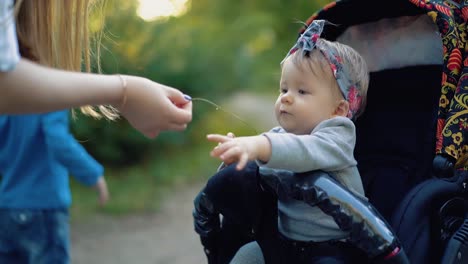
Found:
[0,110,104,209]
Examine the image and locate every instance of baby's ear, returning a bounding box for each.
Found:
[334,100,349,117]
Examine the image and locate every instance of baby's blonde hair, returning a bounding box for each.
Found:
[288,39,369,119]
[14,0,118,119]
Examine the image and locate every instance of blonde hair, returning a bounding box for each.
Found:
[288,39,369,119]
[14,0,118,119]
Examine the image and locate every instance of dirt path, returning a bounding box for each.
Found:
[70,181,206,264]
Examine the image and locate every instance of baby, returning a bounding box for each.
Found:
[207,19,369,263]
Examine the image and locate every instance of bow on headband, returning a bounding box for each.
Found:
[282,20,362,120]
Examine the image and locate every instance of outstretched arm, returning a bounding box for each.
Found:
[263,117,357,172]
[0,59,192,138]
[208,118,357,172]
[0,59,121,113]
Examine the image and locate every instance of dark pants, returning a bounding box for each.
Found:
[270,233,368,264]
[199,162,278,264]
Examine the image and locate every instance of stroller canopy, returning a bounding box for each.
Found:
[304,0,467,173]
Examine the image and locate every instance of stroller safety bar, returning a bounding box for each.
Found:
[261,169,409,263]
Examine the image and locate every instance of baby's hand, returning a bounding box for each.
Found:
[216,132,235,146]
[207,134,270,170]
[93,177,110,206]
[215,132,235,171]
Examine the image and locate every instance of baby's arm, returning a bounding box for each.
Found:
[262,117,356,172]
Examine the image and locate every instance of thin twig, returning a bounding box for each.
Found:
[192,97,258,134]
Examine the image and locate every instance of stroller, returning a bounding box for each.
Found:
[193,0,468,263]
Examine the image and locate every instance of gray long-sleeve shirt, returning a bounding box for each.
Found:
[258,116,366,242]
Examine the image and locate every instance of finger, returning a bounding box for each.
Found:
[236,153,249,171]
[168,104,192,124]
[103,188,110,202]
[99,193,108,206]
[210,144,229,158]
[219,146,242,163]
[211,140,238,159]
[207,134,231,144]
[220,159,234,166]
[176,98,193,109]
[166,87,191,105]
[166,122,188,131]
[175,99,192,112]
[143,129,160,139]
[159,94,192,125]
[221,133,234,146]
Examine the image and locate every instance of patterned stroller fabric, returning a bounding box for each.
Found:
[409,0,467,170]
[305,0,467,172]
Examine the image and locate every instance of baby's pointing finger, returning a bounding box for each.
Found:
[207,134,230,143]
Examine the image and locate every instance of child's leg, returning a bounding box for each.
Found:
[193,161,277,264]
[0,209,23,263]
[27,209,70,264]
[237,234,367,264]
[229,241,265,264]
[307,242,368,264]
[0,209,70,264]
[277,234,367,264]
[41,209,70,264]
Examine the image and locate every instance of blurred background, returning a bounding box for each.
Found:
[70,0,329,220]
[68,0,331,262]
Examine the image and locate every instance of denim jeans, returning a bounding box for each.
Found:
[0,208,70,264]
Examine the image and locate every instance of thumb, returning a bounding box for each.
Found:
[166,87,191,105]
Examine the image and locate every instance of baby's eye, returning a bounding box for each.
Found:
[298,89,307,95]
[280,88,287,94]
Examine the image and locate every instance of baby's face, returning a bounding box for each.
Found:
[275,57,338,134]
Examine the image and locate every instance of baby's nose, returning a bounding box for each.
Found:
[281,93,293,103]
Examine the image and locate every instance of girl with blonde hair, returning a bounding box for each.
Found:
[0,0,192,138]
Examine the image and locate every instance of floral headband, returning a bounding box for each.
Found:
[282,20,362,120]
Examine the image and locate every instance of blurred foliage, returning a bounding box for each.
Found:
[69,0,335,218]
[72,0,328,166]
